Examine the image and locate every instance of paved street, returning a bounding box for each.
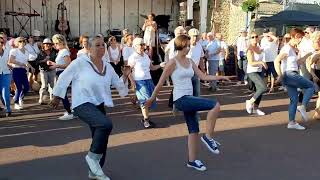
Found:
[1,82,320,180]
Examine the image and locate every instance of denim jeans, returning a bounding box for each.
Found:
[247,72,267,106]
[0,74,11,112]
[174,95,217,134]
[73,102,112,167]
[237,56,248,82]
[283,71,314,121]
[191,74,200,97]
[208,60,219,88]
[56,70,72,113]
[262,62,278,78]
[12,68,29,104]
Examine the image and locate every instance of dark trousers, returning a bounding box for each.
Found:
[74,102,113,167]
[56,71,72,113]
[12,68,29,104]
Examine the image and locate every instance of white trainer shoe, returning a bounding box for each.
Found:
[14,103,23,110]
[19,99,24,107]
[85,155,105,177]
[253,109,265,116]
[287,123,306,130]
[246,100,253,114]
[89,170,111,180]
[297,105,309,122]
[58,112,74,120]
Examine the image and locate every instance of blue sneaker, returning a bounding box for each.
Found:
[201,135,220,154]
[187,160,207,171]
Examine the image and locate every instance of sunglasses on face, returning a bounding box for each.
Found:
[251,35,259,39]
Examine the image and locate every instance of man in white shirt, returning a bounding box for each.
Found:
[187,28,205,96]
[206,32,221,91]
[261,31,279,92]
[236,28,249,84]
[216,33,228,76]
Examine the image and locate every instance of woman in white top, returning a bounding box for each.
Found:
[77,34,90,57]
[142,13,157,57]
[275,28,314,130]
[48,34,74,121]
[108,36,122,76]
[0,34,12,116]
[51,36,128,180]
[128,38,165,129]
[146,35,231,171]
[245,32,268,115]
[306,31,320,119]
[122,34,134,65]
[8,37,34,110]
[25,35,40,88]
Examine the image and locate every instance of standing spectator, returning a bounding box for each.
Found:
[236,28,249,84]
[206,32,221,91]
[0,34,12,116]
[36,38,57,104]
[142,13,157,58]
[25,35,40,88]
[122,34,134,65]
[298,27,315,80]
[49,34,74,120]
[120,28,129,49]
[8,37,34,110]
[216,33,228,76]
[77,34,90,57]
[108,36,122,76]
[261,32,279,93]
[199,32,209,51]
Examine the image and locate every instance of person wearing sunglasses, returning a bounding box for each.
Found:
[245,32,268,116]
[0,34,12,116]
[127,38,165,128]
[298,27,315,81]
[8,37,35,110]
[145,34,232,171]
[274,28,314,130]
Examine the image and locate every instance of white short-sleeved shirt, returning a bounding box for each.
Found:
[25,43,40,61]
[122,46,135,61]
[0,47,11,74]
[128,52,151,81]
[218,40,228,60]
[298,38,315,57]
[187,42,204,66]
[165,38,177,61]
[280,44,299,72]
[55,49,70,71]
[9,48,29,68]
[261,40,278,62]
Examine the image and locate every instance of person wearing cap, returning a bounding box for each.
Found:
[206,32,221,91]
[0,33,12,116]
[36,38,57,104]
[236,28,249,85]
[127,37,165,128]
[8,37,35,110]
[165,26,186,62]
[187,28,205,97]
[50,35,129,180]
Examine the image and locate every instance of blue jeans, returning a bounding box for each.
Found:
[174,95,217,134]
[247,72,267,106]
[12,68,29,104]
[283,71,314,121]
[237,56,248,81]
[56,71,72,113]
[263,62,278,78]
[208,60,219,88]
[0,74,11,112]
[73,102,112,167]
[191,74,200,97]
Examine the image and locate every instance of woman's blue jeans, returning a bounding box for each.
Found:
[12,68,29,104]
[0,73,11,112]
[283,71,314,121]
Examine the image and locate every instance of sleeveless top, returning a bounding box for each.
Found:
[171,58,194,101]
[246,51,263,73]
[109,46,120,62]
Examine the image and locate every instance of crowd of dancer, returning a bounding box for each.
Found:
[1,21,320,179]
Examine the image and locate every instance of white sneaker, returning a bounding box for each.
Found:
[253,109,265,116]
[245,100,253,114]
[297,105,309,122]
[58,112,74,120]
[19,99,24,107]
[287,123,306,130]
[89,170,111,180]
[85,155,105,177]
[14,103,23,110]
[244,81,248,85]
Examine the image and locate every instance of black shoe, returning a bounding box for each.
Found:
[6,112,12,117]
[141,119,155,129]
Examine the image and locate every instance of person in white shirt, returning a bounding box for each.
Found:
[122,34,134,65]
[142,13,157,58]
[274,28,314,130]
[236,28,249,84]
[261,31,279,93]
[97,34,111,63]
[8,37,35,110]
[145,34,231,172]
[48,34,74,120]
[0,34,12,116]
[298,27,315,80]
[25,35,40,87]
[199,32,209,51]
[128,38,165,129]
[187,28,205,97]
[108,36,122,76]
[50,36,128,180]
[206,32,221,91]
[216,33,228,76]
[164,26,186,62]
[77,34,90,57]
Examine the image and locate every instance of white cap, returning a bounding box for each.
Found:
[132,38,144,47]
[43,38,52,44]
[188,28,200,36]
